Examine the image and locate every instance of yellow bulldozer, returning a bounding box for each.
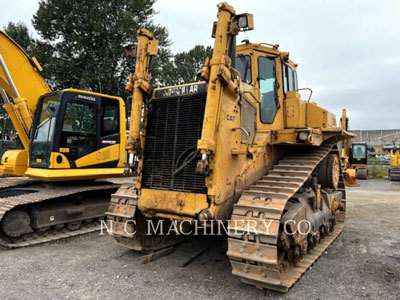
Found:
[348,142,368,179]
[340,109,367,186]
[0,30,131,248]
[107,2,353,292]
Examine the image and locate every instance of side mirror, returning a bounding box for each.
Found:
[47,102,60,117]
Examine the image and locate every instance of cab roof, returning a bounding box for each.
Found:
[237,42,298,70]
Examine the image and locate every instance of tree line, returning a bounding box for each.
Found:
[3,0,212,99]
[0,0,212,138]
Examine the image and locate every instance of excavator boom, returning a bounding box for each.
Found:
[0,30,51,173]
[0,30,50,108]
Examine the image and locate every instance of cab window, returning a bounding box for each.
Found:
[288,67,294,91]
[236,55,252,84]
[101,98,119,137]
[62,100,96,134]
[353,145,366,159]
[32,95,59,143]
[258,56,278,124]
[282,64,288,94]
[282,63,298,93]
[60,100,97,161]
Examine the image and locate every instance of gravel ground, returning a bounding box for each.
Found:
[0,179,399,300]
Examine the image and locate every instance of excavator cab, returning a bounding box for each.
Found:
[24,89,126,181]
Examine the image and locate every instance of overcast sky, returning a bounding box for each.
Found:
[1,0,399,130]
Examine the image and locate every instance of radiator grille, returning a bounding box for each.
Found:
[141,92,207,194]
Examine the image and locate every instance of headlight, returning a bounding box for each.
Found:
[235,14,254,31]
[238,15,248,28]
[299,132,309,141]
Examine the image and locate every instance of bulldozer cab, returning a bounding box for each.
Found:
[350,142,367,166]
[236,44,298,131]
[25,89,126,181]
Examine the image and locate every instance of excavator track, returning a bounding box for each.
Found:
[0,177,39,190]
[0,180,129,248]
[106,183,188,252]
[227,141,346,292]
[1,222,101,248]
[389,167,400,181]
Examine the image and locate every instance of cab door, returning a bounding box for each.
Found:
[255,54,285,131]
[57,93,98,167]
[57,92,121,168]
[97,96,121,167]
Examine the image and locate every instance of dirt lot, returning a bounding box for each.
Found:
[0,179,399,300]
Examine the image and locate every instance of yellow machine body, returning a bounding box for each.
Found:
[340,112,367,184]
[24,88,127,181]
[136,41,347,221]
[0,33,131,248]
[389,148,400,181]
[390,149,400,168]
[348,143,368,180]
[0,149,27,176]
[0,30,127,180]
[108,2,353,292]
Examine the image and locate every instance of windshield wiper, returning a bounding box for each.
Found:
[36,118,50,131]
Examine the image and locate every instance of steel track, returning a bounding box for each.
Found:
[0,223,101,248]
[0,177,39,190]
[0,178,134,248]
[226,140,346,292]
[106,183,189,252]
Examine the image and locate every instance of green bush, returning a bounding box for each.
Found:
[368,157,389,178]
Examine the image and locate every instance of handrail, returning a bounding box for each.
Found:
[297,87,313,102]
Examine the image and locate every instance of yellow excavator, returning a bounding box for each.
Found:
[388,145,400,181]
[0,30,129,248]
[107,3,353,292]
